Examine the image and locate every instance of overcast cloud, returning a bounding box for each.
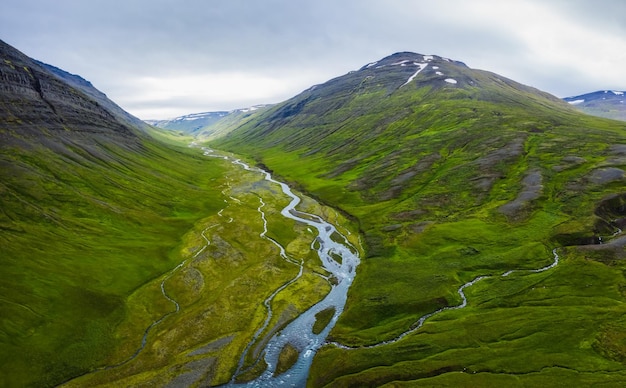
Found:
[1,0,625,119]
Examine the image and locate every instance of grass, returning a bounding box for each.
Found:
[0,135,231,387]
[309,253,626,387]
[274,343,299,376]
[0,121,359,387]
[313,307,336,335]
[5,52,626,386]
[53,148,356,387]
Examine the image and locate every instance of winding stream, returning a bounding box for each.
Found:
[204,149,361,386]
[330,248,560,350]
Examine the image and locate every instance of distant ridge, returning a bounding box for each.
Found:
[145,104,272,139]
[145,111,230,132]
[564,90,626,121]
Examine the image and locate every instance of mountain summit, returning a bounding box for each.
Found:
[356,51,469,88]
[214,51,578,205]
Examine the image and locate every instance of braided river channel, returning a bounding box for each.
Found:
[203,149,361,387]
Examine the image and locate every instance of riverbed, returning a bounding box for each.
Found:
[203,149,361,386]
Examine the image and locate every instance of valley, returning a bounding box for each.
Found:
[60,148,360,387]
[3,39,626,387]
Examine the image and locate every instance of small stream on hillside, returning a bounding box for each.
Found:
[329,248,560,350]
[203,148,361,387]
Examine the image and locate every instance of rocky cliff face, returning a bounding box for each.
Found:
[0,39,138,146]
[38,60,152,132]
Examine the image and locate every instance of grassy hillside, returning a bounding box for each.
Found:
[58,147,359,387]
[1,128,356,387]
[211,53,626,386]
[0,133,230,386]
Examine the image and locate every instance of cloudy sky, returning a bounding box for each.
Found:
[1,0,625,119]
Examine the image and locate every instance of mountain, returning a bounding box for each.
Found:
[564,90,626,121]
[146,110,230,132]
[212,52,626,386]
[146,104,271,139]
[214,51,586,209]
[1,41,139,143]
[37,60,153,132]
[0,40,229,387]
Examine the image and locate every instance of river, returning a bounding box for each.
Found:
[203,149,361,387]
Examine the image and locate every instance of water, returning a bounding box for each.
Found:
[204,149,360,386]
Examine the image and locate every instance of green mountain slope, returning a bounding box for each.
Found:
[0,39,231,387]
[211,52,626,386]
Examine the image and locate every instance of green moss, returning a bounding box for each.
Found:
[274,343,299,377]
[312,307,336,335]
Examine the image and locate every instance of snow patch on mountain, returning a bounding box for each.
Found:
[146,104,270,130]
[602,90,625,96]
[563,90,626,121]
[239,106,261,113]
[401,63,429,87]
